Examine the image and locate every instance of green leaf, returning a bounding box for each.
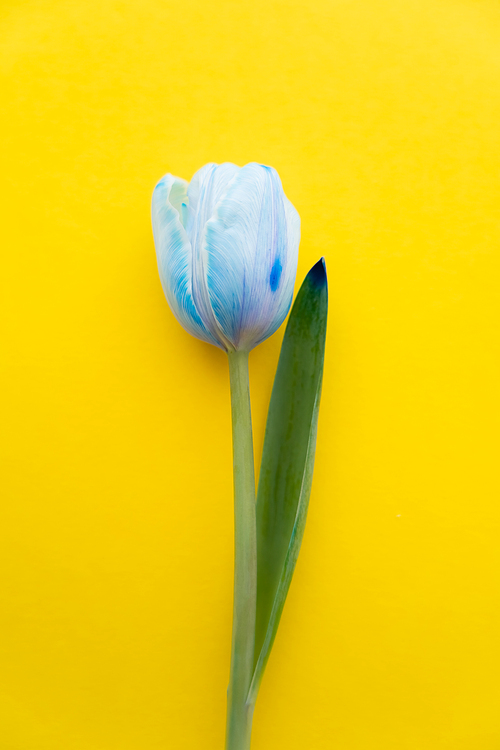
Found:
[248,258,328,704]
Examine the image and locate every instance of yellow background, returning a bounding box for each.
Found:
[1,0,500,747]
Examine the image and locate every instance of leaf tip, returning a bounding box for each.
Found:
[308,257,327,290]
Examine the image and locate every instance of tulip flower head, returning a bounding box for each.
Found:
[151,162,300,352]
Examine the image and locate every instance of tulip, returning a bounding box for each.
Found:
[151,162,300,352]
[151,162,303,750]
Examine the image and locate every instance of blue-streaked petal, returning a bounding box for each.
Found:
[252,185,301,347]
[185,163,240,243]
[186,163,241,350]
[151,174,222,348]
[203,163,300,350]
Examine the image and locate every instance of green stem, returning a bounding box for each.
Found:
[225,349,257,750]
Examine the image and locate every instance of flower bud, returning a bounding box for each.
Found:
[151,162,300,352]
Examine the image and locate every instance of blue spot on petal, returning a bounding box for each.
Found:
[269,257,282,292]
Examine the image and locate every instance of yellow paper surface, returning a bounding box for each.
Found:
[1,1,500,747]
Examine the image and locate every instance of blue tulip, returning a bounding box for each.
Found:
[151,162,300,352]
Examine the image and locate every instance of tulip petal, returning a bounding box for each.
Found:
[248,170,301,348]
[151,175,222,348]
[186,163,240,242]
[185,163,240,350]
[203,163,300,350]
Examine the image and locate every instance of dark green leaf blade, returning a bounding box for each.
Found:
[249,258,328,703]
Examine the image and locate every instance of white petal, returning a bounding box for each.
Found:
[151,174,222,348]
